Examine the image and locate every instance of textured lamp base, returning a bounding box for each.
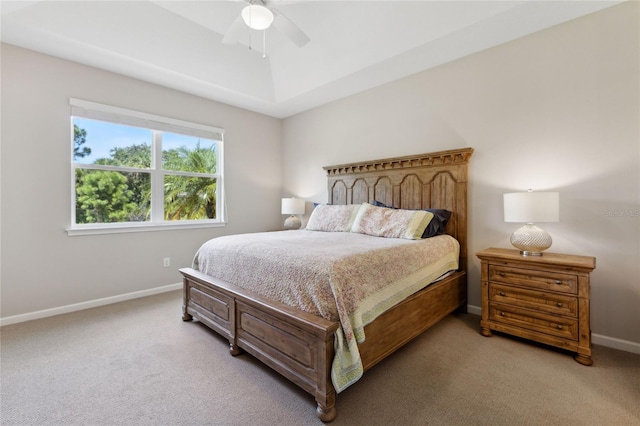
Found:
[510,223,552,256]
[284,215,302,230]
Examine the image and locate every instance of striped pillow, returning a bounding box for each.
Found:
[351,203,434,240]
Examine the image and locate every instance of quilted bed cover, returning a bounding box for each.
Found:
[193,230,459,392]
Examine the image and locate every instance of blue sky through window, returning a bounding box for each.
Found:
[73,118,216,165]
[73,117,151,164]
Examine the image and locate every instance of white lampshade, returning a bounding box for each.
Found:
[503,191,559,256]
[281,198,305,215]
[241,4,274,30]
[504,191,559,223]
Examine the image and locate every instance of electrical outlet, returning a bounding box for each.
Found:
[163,257,171,267]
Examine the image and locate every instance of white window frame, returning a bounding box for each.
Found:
[67,98,225,236]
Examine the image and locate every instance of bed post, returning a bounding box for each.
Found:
[182,276,193,322]
[315,333,336,421]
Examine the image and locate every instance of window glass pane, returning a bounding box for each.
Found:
[75,169,151,223]
[70,100,224,231]
[162,133,217,173]
[164,175,217,220]
[73,117,152,168]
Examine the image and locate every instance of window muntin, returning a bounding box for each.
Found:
[69,99,224,234]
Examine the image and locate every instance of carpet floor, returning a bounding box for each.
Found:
[1,290,639,425]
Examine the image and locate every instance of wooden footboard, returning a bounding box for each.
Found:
[180,267,466,422]
[181,267,339,421]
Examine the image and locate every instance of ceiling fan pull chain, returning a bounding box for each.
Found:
[263,30,267,59]
[248,4,253,51]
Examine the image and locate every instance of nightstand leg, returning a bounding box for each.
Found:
[480,326,493,337]
[574,354,593,366]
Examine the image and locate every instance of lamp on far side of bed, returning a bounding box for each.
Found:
[282,198,306,230]
[504,190,559,256]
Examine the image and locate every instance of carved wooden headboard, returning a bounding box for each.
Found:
[323,147,474,271]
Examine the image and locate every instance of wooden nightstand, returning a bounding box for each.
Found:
[476,248,596,365]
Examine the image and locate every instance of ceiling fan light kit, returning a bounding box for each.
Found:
[223,0,310,52]
[241,4,274,30]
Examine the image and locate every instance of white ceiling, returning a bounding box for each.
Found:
[1,0,622,118]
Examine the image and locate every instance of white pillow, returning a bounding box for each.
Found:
[305,204,361,232]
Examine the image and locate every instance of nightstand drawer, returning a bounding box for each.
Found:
[490,304,579,341]
[489,265,577,294]
[490,284,578,317]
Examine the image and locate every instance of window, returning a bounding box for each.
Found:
[68,99,224,235]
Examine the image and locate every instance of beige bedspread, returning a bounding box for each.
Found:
[193,230,459,392]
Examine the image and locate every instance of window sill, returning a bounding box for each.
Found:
[66,221,226,236]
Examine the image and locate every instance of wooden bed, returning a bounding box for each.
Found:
[179,147,473,422]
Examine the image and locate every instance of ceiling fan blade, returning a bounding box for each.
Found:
[222,14,246,45]
[272,10,310,47]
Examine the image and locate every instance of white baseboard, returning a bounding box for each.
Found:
[591,333,640,355]
[467,304,482,316]
[2,295,637,356]
[0,283,182,327]
[465,304,640,356]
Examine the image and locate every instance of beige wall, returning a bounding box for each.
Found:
[282,3,640,347]
[0,44,283,318]
[1,3,638,351]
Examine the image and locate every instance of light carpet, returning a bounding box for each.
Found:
[1,290,639,425]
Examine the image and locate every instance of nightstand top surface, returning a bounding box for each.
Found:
[476,247,596,271]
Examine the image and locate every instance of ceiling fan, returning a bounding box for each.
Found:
[223,0,310,49]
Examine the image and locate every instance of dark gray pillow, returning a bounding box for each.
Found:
[371,200,451,238]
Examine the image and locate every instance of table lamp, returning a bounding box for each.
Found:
[281,198,305,230]
[503,190,559,256]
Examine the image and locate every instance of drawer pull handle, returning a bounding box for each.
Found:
[557,302,563,307]
[555,280,562,285]
[499,272,505,276]
[500,312,505,316]
[557,325,563,330]
[499,292,506,297]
